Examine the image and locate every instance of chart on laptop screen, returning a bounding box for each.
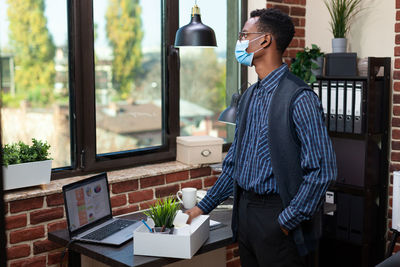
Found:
[65,178,110,231]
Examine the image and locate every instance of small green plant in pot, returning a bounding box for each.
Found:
[2,138,52,190]
[290,44,324,84]
[143,196,180,234]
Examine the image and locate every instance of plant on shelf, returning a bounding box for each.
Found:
[143,196,180,233]
[290,44,324,84]
[2,138,52,190]
[324,0,362,53]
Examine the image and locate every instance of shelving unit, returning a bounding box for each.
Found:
[315,57,391,267]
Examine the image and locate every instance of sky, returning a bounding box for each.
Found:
[0,0,227,54]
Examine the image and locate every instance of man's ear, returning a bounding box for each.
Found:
[261,34,272,48]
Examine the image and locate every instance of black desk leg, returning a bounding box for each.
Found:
[386,229,400,259]
[68,250,81,267]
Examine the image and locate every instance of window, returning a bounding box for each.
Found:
[0,0,244,178]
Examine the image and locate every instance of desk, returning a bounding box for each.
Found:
[48,209,233,267]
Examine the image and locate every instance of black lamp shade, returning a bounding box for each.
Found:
[218,93,241,124]
[174,14,217,47]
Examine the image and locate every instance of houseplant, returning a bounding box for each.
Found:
[290,44,324,84]
[324,0,362,53]
[2,138,52,190]
[143,196,180,234]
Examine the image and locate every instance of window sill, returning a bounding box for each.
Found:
[3,161,212,202]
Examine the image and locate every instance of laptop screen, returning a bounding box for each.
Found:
[63,173,111,233]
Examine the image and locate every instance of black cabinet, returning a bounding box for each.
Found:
[315,57,391,267]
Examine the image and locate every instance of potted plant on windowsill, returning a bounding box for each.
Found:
[324,0,362,53]
[143,196,180,234]
[2,138,52,190]
[290,44,324,85]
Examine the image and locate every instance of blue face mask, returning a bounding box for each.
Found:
[235,35,265,67]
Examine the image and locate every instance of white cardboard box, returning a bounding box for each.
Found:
[176,136,223,165]
[133,215,210,259]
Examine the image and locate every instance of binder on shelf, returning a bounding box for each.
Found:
[354,82,363,134]
[321,81,329,128]
[329,81,337,132]
[312,81,320,98]
[345,81,354,133]
[337,81,345,132]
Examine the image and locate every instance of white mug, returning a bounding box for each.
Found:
[176,187,197,209]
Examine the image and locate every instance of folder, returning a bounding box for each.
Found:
[354,82,363,134]
[329,81,337,132]
[312,81,320,98]
[321,81,329,128]
[345,81,354,133]
[337,81,345,132]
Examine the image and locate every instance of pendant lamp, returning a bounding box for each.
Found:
[174,2,217,47]
[218,93,241,125]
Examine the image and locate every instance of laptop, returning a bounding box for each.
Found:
[63,172,141,245]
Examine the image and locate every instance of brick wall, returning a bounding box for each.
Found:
[4,167,240,267]
[390,0,400,255]
[266,0,307,65]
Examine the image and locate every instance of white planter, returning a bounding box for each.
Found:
[332,38,347,53]
[3,160,52,190]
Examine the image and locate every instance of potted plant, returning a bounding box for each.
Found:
[2,138,52,190]
[290,44,324,85]
[324,0,362,53]
[143,196,180,234]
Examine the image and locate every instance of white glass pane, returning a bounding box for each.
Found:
[0,0,71,168]
[94,0,162,154]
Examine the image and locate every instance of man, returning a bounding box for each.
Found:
[186,8,337,267]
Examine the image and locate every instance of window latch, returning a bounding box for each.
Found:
[80,149,85,169]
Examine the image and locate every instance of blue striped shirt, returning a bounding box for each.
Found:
[197,64,337,230]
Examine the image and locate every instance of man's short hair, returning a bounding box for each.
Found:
[250,8,295,54]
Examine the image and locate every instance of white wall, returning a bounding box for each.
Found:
[306,0,395,58]
[247,0,266,84]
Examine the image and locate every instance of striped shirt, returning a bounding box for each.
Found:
[197,64,337,230]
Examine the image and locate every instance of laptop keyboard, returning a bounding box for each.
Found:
[82,219,136,241]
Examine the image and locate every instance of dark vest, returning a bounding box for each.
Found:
[231,71,322,256]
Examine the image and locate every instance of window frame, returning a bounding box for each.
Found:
[51,0,246,179]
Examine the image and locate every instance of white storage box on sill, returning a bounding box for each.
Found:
[133,215,210,259]
[176,136,223,165]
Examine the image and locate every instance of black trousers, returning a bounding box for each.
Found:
[237,190,306,267]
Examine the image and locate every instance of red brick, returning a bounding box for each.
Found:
[396,35,400,45]
[112,205,139,216]
[166,171,189,183]
[396,59,400,70]
[393,129,400,139]
[394,94,400,104]
[395,47,400,57]
[46,193,64,207]
[181,179,203,189]
[390,163,400,172]
[392,152,400,161]
[47,220,67,233]
[155,184,180,198]
[392,140,400,150]
[30,207,64,225]
[395,82,400,92]
[140,175,165,188]
[211,169,221,175]
[10,197,43,213]
[270,4,289,14]
[10,255,46,267]
[227,258,241,267]
[110,195,127,208]
[48,251,67,265]
[294,28,305,37]
[299,39,305,47]
[289,39,299,48]
[283,0,302,4]
[6,214,27,230]
[128,189,154,203]
[5,202,8,214]
[397,0,400,9]
[389,185,393,196]
[190,167,211,178]
[397,10,400,20]
[288,49,303,58]
[299,18,306,27]
[7,244,30,260]
[269,0,283,2]
[394,105,400,116]
[204,176,218,187]
[139,200,157,210]
[33,239,62,254]
[226,249,234,260]
[291,6,306,16]
[396,23,400,33]
[267,3,273,8]
[10,225,45,244]
[112,180,138,194]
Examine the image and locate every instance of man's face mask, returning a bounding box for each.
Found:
[235,34,266,67]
